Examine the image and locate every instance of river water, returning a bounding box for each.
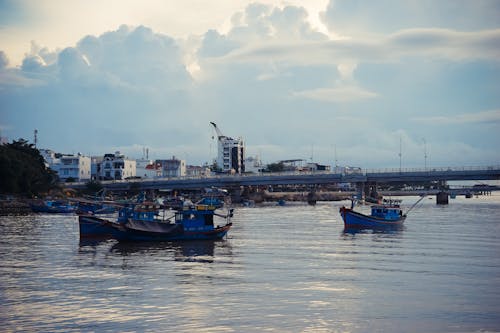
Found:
[1,195,499,332]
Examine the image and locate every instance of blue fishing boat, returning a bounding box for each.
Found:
[339,196,426,230]
[79,200,233,241]
[339,200,405,229]
[30,200,77,213]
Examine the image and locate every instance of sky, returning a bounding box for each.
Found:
[0,0,499,169]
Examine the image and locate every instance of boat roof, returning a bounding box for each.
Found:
[372,205,401,209]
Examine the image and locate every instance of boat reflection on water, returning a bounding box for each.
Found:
[109,240,230,263]
[79,238,233,264]
[342,224,405,236]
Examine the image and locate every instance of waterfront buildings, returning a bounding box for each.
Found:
[156,157,186,178]
[186,165,211,177]
[244,156,264,173]
[136,158,161,178]
[95,152,136,180]
[39,149,91,182]
[211,122,245,174]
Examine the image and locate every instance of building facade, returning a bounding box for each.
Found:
[244,156,263,173]
[216,136,245,174]
[186,165,211,177]
[156,157,186,178]
[136,158,161,178]
[97,152,136,180]
[40,149,91,182]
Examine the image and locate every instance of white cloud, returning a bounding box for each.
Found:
[321,0,500,37]
[292,86,377,102]
[217,28,500,66]
[0,2,499,168]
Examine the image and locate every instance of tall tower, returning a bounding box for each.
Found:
[210,122,245,174]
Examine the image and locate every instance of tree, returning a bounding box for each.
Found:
[265,162,284,173]
[84,180,103,194]
[0,139,57,195]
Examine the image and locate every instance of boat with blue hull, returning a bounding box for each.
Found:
[339,203,405,229]
[79,201,233,241]
[339,196,425,230]
[30,200,77,213]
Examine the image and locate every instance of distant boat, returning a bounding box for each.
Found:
[79,200,233,241]
[339,196,425,230]
[76,201,116,215]
[30,200,77,213]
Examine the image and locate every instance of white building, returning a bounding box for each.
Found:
[244,156,264,173]
[305,162,331,172]
[136,158,161,178]
[156,157,186,178]
[58,154,91,181]
[98,151,136,180]
[40,149,91,182]
[186,165,211,177]
[211,122,245,174]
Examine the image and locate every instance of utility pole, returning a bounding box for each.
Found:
[333,144,338,172]
[398,135,402,173]
[34,129,38,148]
[422,138,427,171]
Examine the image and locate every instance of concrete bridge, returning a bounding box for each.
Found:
[65,165,500,192]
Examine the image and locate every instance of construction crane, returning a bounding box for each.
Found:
[210,122,226,141]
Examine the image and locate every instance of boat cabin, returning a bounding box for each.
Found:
[370,205,403,220]
[176,205,215,228]
[117,203,162,223]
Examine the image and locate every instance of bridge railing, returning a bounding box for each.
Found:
[61,165,500,187]
[363,165,500,174]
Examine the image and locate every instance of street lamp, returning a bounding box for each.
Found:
[422,138,428,171]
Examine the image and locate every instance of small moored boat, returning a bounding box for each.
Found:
[30,200,77,213]
[339,200,405,229]
[339,196,426,230]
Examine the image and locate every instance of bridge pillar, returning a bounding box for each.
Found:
[355,182,365,201]
[436,191,449,205]
[307,190,317,205]
[229,187,244,204]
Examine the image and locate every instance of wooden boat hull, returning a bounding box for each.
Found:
[79,214,232,241]
[79,215,122,238]
[339,206,405,229]
[115,220,232,241]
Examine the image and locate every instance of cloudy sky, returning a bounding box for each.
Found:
[0,0,499,169]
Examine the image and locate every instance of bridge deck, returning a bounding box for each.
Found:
[65,165,500,191]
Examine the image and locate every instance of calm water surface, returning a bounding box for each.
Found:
[1,195,500,332]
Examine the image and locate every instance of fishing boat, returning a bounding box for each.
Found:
[79,200,233,241]
[339,200,405,229]
[30,200,77,213]
[339,196,425,230]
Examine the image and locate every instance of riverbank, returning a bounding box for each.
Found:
[0,199,31,215]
